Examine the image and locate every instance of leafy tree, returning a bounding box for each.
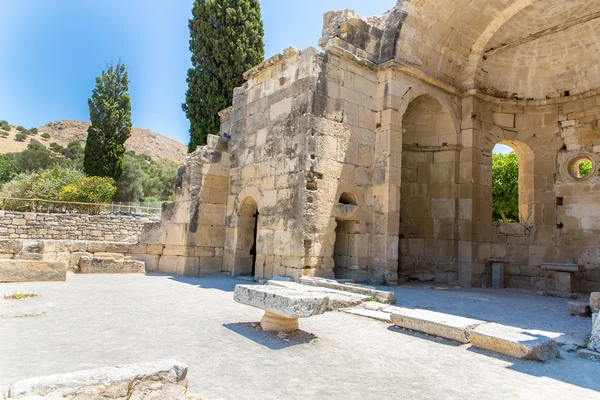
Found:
[30,128,38,135]
[0,156,20,185]
[84,62,132,180]
[0,166,83,201]
[14,133,27,142]
[116,153,146,201]
[41,133,50,140]
[59,176,116,204]
[0,120,7,125]
[1,123,10,132]
[27,139,46,151]
[49,142,63,154]
[0,130,7,138]
[183,0,264,152]
[16,126,24,132]
[115,152,178,201]
[3,149,56,172]
[492,152,519,222]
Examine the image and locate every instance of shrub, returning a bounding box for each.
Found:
[0,156,20,185]
[14,133,27,142]
[0,165,83,201]
[27,139,46,151]
[30,128,38,135]
[41,133,50,140]
[0,130,7,138]
[0,120,8,125]
[3,149,56,172]
[1,123,10,132]
[49,142,64,154]
[16,126,24,132]
[59,176,116,204]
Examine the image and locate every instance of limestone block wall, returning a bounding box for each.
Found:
[464,92,600,293]
[0,211,155,242]
[0,239,154,271]
[219,48,316,281]
[138,135,230,276]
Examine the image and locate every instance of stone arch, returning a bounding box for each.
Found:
[232,195,260,277]
[489,138,535,224]
[462,0,539,89]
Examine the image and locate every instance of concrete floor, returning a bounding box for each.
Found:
[0,273,598,400]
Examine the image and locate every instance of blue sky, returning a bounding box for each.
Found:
[0,0,394,146]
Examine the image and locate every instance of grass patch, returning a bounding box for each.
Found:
[4,292,40,300]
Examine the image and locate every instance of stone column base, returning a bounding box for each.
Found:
[260,311,299,332]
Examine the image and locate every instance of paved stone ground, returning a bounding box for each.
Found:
[0,274,598,400]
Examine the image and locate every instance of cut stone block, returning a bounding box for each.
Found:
[268,280,370,310]
[8,359,188,399]
[578,349,600,362]
[343,308,392,323]
[568,301,591,316]
[589,312,600,352]
[234,284,329,319]
[300,277,396,304]
[0,260,67,282]
[590,292,600,313]
[389,306,485,343]
[234,284,329,332]
[491,262,505,289]
[79,257,145,274]
[93,252,125,261]
[470,323,559,361]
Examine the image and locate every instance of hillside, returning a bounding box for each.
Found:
[0,120,187,164]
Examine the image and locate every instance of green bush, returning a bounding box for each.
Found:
[0,120,8,125]
[41,133,50,140]
[0,130,7,138]
[16,126,24,132]
[116,152,178,202]
[27,139,46,151]
[49,142,63,153]
[30,128,38,135]
[59,176,116,204]
[0,156,20,185]
[0,165,84,201]
[14,133,27,142]
[1,123,10,132]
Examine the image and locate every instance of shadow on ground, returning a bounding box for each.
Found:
[224,322,318,350]
[144,273,253,292]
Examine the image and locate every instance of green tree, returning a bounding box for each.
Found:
[116,153,146,201]
[0,166,83,201]
[14,133,27,142]
[27,139,46,151]
[1,123,11,132]
[41,133,50,140]
[30,128,38,135]
[3,149,56,172]
[183,0,264,152]
[59,176,117,204]
[492,152,519,222]
[0,156,20,185]
[84,62,132,180]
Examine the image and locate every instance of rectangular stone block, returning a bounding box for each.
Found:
[0,260,67,282]
[470,323,559,361]
[389,306,485,343]
[79,257,145,274]
[300,277,395,304]
[128,254,160,272]
[568,301,591,316]
[234,284,329,318]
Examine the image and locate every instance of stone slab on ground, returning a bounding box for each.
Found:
[388,306,485,343]
[234,284,329,318]
[78,257,145,274]
[470,323,559,361]
[577,349,600,362]
[6,359,189,399]
[343,308,392,323]
[268,280,370,310]
[568,301,591,316]
[300,277,396,304]
[589,312,600,352]
[0,260,67,283]
[590,292,600,313]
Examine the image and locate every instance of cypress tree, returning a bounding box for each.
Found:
[84,62,132,180]
[183,0,264,152]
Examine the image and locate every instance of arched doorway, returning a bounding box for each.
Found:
[235,197,259,277]
[398,94,459,282]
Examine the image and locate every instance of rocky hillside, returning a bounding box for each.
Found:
[0,120,187,164]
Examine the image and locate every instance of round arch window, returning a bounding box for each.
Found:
[568,156,595,180]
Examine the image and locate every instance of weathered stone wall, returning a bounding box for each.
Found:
[0,211,156,242]
[0,239,156,272]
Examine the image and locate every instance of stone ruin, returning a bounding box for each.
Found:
[137,0,600,294]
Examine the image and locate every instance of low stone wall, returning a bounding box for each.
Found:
[0,239,159,272]
[0,211,158,242]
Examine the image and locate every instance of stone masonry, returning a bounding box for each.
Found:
[138,1,600,293]
[0,211,157,242]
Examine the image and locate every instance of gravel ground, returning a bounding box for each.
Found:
[0,274,598,400]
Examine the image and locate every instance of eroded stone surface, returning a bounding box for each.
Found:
[234,285,329,318]
[300,277,396,304]
[470,323,559,362]
[590,292,600,313]
[7,359,188,399]
[588,312,600,352]
[78,257,145,274]
[0,260,67,283]
[389,306,485,343]
[268,280,370,310]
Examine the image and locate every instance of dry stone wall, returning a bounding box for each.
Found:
[0,211,157,242]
